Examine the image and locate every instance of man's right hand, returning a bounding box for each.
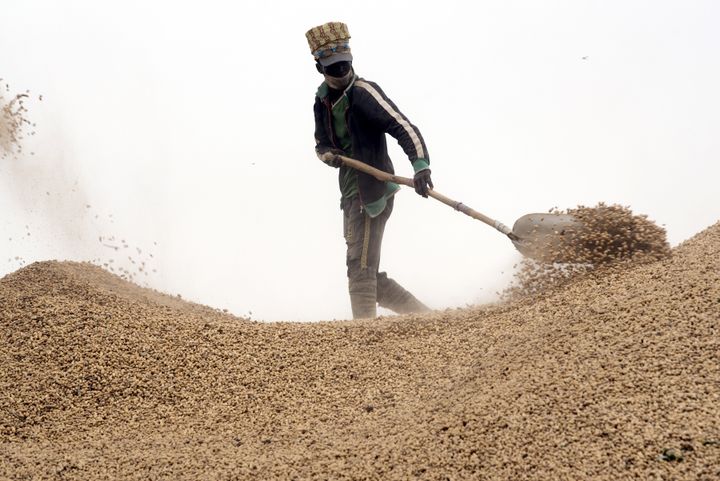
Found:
[317,149,344,168]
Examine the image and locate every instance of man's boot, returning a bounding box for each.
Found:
[376,272,430,314]
[349,275,377,319]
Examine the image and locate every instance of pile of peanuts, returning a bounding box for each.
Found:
[1,219,718,480]
[504,203,671,300]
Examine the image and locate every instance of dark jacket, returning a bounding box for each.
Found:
[313,76,429,208]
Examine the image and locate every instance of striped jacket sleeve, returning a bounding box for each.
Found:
[353,79,429,164]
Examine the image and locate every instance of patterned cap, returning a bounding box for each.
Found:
[305,22,353,66]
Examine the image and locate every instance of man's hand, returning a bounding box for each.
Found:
[413,169,433,197]
[318,149,344,168]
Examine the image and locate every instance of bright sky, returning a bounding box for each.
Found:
[1,0,718,321]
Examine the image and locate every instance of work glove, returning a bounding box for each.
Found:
[413,168,433,198]
[317,148,344,168]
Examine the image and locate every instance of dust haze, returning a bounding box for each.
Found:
[2,0,719,321]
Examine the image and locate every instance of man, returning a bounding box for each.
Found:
[306,22,433,319]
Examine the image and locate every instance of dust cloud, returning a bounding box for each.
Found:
[0,79,35,159]
[1,80,160,284]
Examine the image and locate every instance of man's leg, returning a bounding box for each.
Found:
[376,271,431,314]
[370,198,430,315]
[344,196,430,318]
[344,197,385,319]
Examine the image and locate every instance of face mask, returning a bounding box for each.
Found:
[324,61,352,78]
[324,68,354,91]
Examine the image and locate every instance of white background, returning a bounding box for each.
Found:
[1,0,718,321]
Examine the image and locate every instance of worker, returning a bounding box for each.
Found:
[306,22,432,319]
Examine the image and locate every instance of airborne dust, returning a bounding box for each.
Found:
[1,80,160,281]
[0,79,36,159]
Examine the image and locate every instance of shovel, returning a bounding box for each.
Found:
[338,155,582,263]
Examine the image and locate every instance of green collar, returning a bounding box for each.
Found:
[316,82,329,99]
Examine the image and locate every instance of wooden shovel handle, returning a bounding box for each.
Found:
[337,155,514,238]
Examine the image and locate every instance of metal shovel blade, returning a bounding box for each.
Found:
[510,213,583,263]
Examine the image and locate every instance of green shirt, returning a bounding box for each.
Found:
[331,93,359,201]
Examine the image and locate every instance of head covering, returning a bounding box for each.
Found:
[305,22,353,67]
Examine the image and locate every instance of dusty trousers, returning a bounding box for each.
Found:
[342,196,429,319]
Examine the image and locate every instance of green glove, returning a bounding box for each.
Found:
[412,158,433,197]
[413,168,433,197]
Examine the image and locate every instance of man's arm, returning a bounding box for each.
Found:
[353,79,433,196]
[313,98,342,167]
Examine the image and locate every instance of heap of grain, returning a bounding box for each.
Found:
[504,203,671,299]
[1,222,719,480]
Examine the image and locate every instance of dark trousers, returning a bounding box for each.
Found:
[342,196,429,319]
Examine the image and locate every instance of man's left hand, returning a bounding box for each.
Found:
[413,169,433,197]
